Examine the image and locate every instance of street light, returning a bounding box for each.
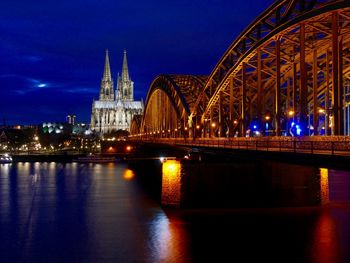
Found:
[318,108,325,135]
[264,115,270,136]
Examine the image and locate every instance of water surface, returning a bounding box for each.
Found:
[0,162,350,262]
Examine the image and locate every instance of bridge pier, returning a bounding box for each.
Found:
[159,157,329,208]
[161,159,182,207]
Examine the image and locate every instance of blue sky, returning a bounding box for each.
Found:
[0,0,274,124]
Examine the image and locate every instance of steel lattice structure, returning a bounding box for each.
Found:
[139,75,206,137]
[134,0,350,138]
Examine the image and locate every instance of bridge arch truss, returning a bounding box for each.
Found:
[192,0,350,137]
[140,75,207,138]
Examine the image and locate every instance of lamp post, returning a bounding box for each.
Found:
[264,115,270,136]
[196,125,200,138]
[288,110,295,136]
[318,108,325,135]
[211,122,216,138]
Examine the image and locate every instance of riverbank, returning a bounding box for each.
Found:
[7,153,130,162]
[10,153,84,162]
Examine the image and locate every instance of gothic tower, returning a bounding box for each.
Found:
[99,50,114,101]
[91,49,143,135]
[117,50,134,101]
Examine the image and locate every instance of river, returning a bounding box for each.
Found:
[1,162,350,262]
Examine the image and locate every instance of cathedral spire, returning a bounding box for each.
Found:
[99,49,114,101]
[117,49,134,101]
[122,49,130,81]
[103,49,112,81]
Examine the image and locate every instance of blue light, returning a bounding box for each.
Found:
[296,125,302,136]
[253,125,257,129]
[291,122,295,127]
[265,123,269,130]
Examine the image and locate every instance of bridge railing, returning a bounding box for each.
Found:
[129,136,350,156]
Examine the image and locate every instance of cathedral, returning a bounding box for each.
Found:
[90,50,143,135]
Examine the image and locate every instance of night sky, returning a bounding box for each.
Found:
[0,0,274,125]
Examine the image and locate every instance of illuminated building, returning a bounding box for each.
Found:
[90,50,143,135]
[66,114,76,125]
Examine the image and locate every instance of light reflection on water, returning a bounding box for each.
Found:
[123,168,135,180]
[0,162,350,262]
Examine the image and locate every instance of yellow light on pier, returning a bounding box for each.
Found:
[161,160,181,207]
[320,168,330,205]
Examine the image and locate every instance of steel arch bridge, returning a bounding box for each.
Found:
[137,74,207,137]
[132,0,350,139]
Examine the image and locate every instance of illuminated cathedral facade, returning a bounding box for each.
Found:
[90,50,143,134]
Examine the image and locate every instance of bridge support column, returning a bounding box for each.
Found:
[229,76,234,137]
[300,23,308,134]
[188,116,193,139]
[313,49,318,135]
[241,63,247,136]
[161,159,182,207]
[218,92,223,137]
[257,49,263,130]
[292,62,297,122]
[210,109,215,138]
[275,37,281,136]
[332,12,344,135]
[325,51,330,135]
[319,168,330,205]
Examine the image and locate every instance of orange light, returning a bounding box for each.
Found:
[320,168,329,205]
[123,169,135,180]
[288,110,295,117]
[196,125,200,129]
[211,122,216,128]
[233,120,238,124]
[126,145,132,151]
[265,116,270,121]
[162,160,181,206]
[108,146,115,152]
[184,127,188,131]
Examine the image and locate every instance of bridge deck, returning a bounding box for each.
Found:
[130,137,350,157]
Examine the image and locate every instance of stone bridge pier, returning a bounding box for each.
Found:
[160,158,329,208]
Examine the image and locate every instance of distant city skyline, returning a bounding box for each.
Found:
[0,0,274,124]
